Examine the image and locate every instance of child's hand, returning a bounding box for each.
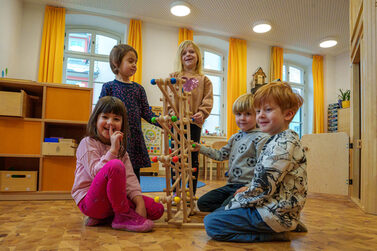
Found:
[234,186,248,195]
[109,126,123,156]
[191,143,201,152]
[192,112,204,124]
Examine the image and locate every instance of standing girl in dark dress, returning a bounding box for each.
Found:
[100,44,157,182]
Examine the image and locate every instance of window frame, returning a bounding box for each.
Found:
[200,46,226,136]
[282,61,307,137]
[63,26,121,107]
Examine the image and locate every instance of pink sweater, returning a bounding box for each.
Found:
[71,137,142,205]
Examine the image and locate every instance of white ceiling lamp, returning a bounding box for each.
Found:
[319,38,338,48]
[253,21,272,33]
[170,1,191,17]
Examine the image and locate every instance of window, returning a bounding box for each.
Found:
[63,28,121,108]
[282,63,305,137]
[201,49,225,136]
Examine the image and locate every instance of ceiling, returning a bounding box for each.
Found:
[25,0,350,56]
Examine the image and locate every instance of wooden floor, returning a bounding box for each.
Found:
[1,178,377,250]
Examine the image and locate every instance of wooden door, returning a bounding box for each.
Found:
[351,59,361,200]
[301,132,349,195]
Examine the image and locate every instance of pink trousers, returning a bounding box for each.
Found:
[78,159,164,220]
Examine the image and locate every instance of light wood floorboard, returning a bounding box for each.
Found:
[1,177,377,250]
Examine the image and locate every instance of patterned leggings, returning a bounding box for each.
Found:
[78,159,164,220]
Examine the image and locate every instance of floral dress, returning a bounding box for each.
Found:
[99,79,156,171]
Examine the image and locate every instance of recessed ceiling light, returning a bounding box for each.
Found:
[170,1,191,17]
[319,39,337,48]
[253,22,272,33]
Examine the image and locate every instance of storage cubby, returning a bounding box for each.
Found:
[44,122,86,144]
[0,157,40,172]
[0,79,92,200]
[0,119,42,155]
[0,157,40,192]
[42,156,76,191]
[0,79,43,119]
[45,86,91,121]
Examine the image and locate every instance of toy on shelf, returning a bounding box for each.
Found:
[150,77,203,227]
[328,103,340,133]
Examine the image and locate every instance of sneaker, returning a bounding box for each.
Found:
[292,220,308,232]
[85,216,112,226]
[112,209,154,232]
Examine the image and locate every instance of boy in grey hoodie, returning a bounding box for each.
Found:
[194,93,268,212]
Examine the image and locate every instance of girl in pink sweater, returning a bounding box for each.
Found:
[71,96,164,232]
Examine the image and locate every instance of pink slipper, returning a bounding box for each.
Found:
[112,209,154,232]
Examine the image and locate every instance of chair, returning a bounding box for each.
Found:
[204,141,228,180]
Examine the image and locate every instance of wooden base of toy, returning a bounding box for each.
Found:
[154,209,207,228]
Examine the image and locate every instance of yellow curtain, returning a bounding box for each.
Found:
[178,28,193,45]
[226,38,247,139]
[127,19,143,84]
[312,55,324,133]
[269,47,284,81]
[38,6,65,83]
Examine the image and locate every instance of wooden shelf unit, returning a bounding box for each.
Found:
[0,79,92,200]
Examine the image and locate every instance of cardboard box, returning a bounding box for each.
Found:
[0,171,37,191]
[0,90,32,117]
[42,142,77,156]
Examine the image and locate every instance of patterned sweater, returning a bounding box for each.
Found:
[225,129,307,233]
[199,129,268,185]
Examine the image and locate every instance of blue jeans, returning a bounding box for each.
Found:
[197,183,245,212]
[204,206,289,242]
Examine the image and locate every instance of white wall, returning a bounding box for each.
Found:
[325,53,351,105]
[142,22,177,107]
[335,52,351,95]
[323,55,336,132]
[0,0,23,78]
[247,41,270,92]
[17,2,44,80]
[65,12,128,38]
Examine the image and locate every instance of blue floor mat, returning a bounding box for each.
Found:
[140,176,206,193]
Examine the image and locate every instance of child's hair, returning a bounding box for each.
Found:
[253,81,303,118]
[109,44,138,75]
[175,40,203,75]
[87,96,129,158]
[232,93,255,114]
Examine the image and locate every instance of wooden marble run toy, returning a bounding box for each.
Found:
[150,77,203,227]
